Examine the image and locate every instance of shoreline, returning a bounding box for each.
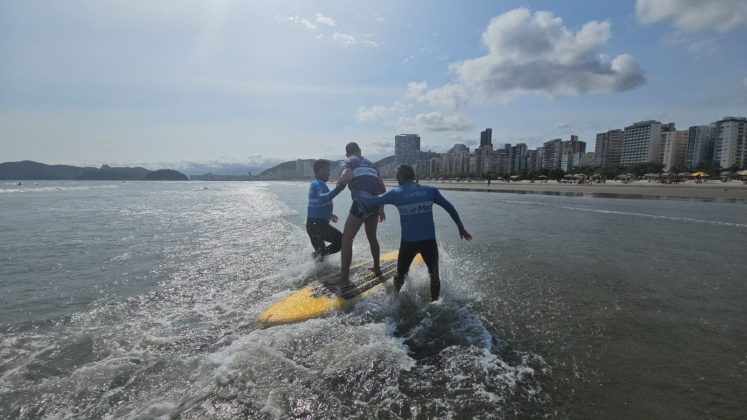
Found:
[394,180,747,203]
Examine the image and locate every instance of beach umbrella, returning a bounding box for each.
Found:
[738,170,747,176]
[691,171,709,177]
[538,175,548,179]
[509,175,520,180]
[678,172,689,177]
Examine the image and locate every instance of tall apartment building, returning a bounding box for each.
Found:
[395,134,421,165]
[542,136,585,170]
[594,129,623,167]
[510,143,528,174]
[542,139,562,169]
[686,124,715,169]
[296,159,315,178]
[714,117,747,169]
[659,130,689,171]
[441,144,470,175]
[474,144,494,176]
[621,121,675,166]
[480,128,493,147]
[527,148,544,172]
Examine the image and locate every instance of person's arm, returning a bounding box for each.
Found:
[336,167,354,190]
[376,177,387,221]
[433,189,472,240]
[316,183,344,205]
[353,188,397,208]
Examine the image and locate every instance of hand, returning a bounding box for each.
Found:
[336,180,347,190]
[459,228,472,241]
[378,209,386,222]
[331,214,338,223]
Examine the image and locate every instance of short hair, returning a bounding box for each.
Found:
[345,142,361,156]
[396,165,415,182]
[313,159,330,175]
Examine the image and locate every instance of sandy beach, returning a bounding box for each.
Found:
[394,179,747,202]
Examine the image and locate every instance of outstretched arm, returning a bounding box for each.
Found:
[316,183,344,205]
[353,189,397,208]
[433,190,472,240]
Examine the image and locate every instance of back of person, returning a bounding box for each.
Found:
[389,182,439,242]
[344,155,380,195]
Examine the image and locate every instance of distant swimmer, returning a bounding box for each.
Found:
[353,164,472,302]
[306,159,345,261]
[335,142,386,284]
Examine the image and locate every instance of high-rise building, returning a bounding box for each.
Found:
[713,117,747,169]
[480,128,493,147]
[544,136,585,170]
[594,129,623,168]
[542,139,562,169]
[395,134,421,165]
[659,130,689,171]
[527,148,544,172]
[621,121,666,166]
[443,144,470,175]
[510,143,528,174]
[686,125,715,169]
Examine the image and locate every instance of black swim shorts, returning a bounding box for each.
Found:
[350,201,380,219]
[398,239,438,275]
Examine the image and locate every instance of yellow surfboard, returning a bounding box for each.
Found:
[259,250,422,328]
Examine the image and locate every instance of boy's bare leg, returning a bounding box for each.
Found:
[363,216,381,276]
[339,215,364,283]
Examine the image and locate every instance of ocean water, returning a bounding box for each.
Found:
[1,180,746,419]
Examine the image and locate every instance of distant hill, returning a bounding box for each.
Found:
[144,169,188,181]
[0,160,185,181]
[76,165,151,180]
[375,155,395,166]
[0,160,96,180]
[258,160,297,178]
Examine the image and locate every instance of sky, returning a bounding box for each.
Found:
[1,0,746,171]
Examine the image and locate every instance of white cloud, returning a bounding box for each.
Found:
[405,82,469,112]
[454,8,645,97]
[636,0,747,32]
[356,102,409,123]
[315,13,337,27]
[402,112,474,132]
[332,33,378,47]
[288,15,316,30]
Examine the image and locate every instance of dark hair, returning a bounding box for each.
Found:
[345,142,361,156]
[396,165,415,182]
[313,159,331,175]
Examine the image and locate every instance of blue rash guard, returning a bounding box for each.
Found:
[354,182,464,242]
[307,178,342,222]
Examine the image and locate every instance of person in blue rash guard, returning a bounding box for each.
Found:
[353,164,472,301]
[306,159,345,261]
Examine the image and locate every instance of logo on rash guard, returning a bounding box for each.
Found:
[398,201,433,215]
[352,167,378,178]
[308,198,331,208]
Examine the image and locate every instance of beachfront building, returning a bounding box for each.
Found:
[415,157,440,178]
[713,116,747,169]
[659,130,689,171]
[510,143,528,174]
[595,129,624,168]
[296,159,315,178]
[527,148,543,172]
[542,139,562,169]
[579,152,596,167]
[440,144,470,175]
[621,121,673,166]
[395,134,421,165]
[480,128,493,147]
[686,124,716,170]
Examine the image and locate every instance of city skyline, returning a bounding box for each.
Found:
[2,1,747,169]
